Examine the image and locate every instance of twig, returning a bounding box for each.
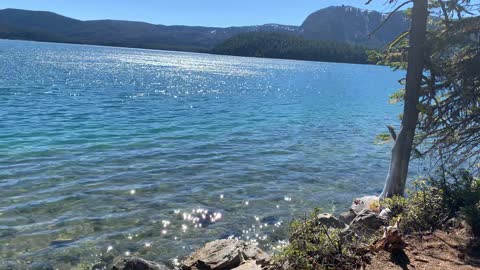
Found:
[370,0,413,38]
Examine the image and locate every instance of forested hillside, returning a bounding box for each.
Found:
[213,32,370,64]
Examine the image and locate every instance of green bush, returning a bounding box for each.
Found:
[382,170,480,238]
[432,169,480,237]
[433,169,480,213]
[275,209,365,270]
[462,202,480,238]
[382,195,408,219]
[381,178,448,232]
[400,179,448,233]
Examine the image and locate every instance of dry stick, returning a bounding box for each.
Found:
[321,224,343,256]
[439,0,451,25]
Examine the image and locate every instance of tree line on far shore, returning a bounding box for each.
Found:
[212,32,372,64]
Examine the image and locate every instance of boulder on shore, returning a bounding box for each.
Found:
[180,239,270,270]
[338,209,357,224]
[111,257,170,270]
[315,213,347,229]
[349,209,385,233]
[351,196,380,214]
[231,260,262,270]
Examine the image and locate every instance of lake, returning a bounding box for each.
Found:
[0,40,407,269]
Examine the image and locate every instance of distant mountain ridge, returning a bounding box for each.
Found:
[0,6,409,52]
[0,8,300,52]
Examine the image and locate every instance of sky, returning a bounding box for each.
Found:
[0,0,404,27]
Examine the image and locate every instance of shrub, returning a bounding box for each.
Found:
[431,169,480,237]
[382,170,480,238]
[382,195,408,219]
[400,179,448,233]
[275,209,366,270]
[433,169,480,213]
[368,200,381,213]
[462,202,480,238]
[380,178,448,233]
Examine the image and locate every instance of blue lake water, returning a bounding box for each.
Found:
[0,40,408,269]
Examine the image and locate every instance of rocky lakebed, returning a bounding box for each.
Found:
[93,196,387,270]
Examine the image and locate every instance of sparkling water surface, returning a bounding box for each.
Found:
[0,40,405,269]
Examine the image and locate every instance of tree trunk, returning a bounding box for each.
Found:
[381,0,428,198]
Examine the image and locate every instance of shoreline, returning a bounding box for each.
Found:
[99,195,478,270]
[0,38,377,66]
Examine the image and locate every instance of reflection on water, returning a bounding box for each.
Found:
[0,40,407,269]
[89,192,293,267]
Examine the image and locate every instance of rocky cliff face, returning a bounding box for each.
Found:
[301,6,410,47]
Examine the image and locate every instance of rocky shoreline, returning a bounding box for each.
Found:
[104,196,387,270]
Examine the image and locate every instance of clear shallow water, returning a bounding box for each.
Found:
[0,40,404,269]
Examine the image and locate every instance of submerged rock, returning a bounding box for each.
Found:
[91,262,109,270]
[50,238,75,247]
[111,257,170,270]
[2,261,18,270]
[30,262,54,270]
[180,239,270,270]
[260,216,279,226]
[218,229,242,240]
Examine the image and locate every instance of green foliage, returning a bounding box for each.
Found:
[432,170,479,210]
[376,0,480,169]
[213,32,371,64]
[382,170,480,238]
[382,195,408,219]
[383,179,447,233]
[388,89,405,104]
[432,169,480,237]
[275,209,364,270]
[462,202,480,238]
[399,179,448,233]
[366,50,383,64]
[374,133,392,144]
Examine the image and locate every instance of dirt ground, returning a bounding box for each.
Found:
[367,229,480,269]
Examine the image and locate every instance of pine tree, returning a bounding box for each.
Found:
[372,0,480,197]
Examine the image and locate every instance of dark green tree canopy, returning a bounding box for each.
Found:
[213,32,370,64]
[374,0,480,172]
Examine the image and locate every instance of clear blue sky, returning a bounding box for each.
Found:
[0,0,404,27]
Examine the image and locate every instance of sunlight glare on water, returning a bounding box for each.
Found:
[0,40,408,269]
